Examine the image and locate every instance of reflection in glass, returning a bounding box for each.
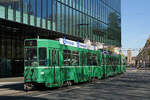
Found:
[39,48,47,66]
[0,0,121,46]
[24,48,37,66]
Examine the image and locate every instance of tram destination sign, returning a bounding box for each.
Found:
[59,38,97,51]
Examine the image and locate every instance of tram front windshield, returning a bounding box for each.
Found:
[24,48,37,66]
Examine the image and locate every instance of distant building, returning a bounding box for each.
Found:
[136,36,150,67]
[127,50,136,67]
[127,50,132,65]
[131,57,136,66]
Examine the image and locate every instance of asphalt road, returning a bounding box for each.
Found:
[0,68,150,100]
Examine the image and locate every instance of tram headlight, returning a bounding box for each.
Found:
[41,72,44,75]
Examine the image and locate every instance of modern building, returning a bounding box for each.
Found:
[0,0,121,76]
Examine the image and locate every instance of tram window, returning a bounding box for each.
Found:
[87,53,92,66]
[117,58,119,65]
[81,53,84,66]
[97,55,100,66]
[102,55,104,65]
[108,57,111,66]
[112,58,114,66]
[115,58,116,66]
[115,58,117,66]
[116,58,118,66]
[39,48,47,66]
[58,51,59,66]
[52,50,57,65]
[24,48,37,66]
[49,50,51,66]
[92,54,97,66]
[105,57,108,65]
[72,51,79,66]
[63,50,71,66]
[111,58,113,66]
[103,56,106,66]
[108,58,110,65]
[112,58,113,66]
[106,57,109,65]
[108,57,110,66]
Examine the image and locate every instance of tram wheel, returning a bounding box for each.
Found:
[24,84,32,91]
[68,81,72,86]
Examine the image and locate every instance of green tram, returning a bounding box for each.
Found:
[24,38,126,90]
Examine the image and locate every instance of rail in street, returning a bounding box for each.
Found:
[0,68,150,100]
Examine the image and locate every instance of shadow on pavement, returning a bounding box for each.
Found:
[0,83,24,91]
[0,96,50,100]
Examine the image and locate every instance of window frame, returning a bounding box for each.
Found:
[39,47,47,66]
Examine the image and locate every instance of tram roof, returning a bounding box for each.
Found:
[25,38,100,52]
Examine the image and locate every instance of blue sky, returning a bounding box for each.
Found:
[121,0,150,56]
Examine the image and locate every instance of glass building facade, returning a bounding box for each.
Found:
[0,0,121,76]
[0,0,121,45]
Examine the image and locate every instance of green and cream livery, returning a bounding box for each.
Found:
[24,38,126,90]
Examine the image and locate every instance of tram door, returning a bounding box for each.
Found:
[49,48,60,84]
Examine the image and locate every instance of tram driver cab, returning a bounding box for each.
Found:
[24,39,47,67]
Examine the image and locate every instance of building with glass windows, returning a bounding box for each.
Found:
[0,0,121,76]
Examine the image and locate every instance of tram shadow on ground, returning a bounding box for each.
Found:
[0,96,49,100]
[0,82,74,92]
[0,75,123,92]
[0,83,24,91]
[0,83,51,92]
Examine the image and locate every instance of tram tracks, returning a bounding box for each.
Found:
[30,76,124,98]
[0,73,125,98]
[2,86,81,98]
[0,82,86,98]
[0,89,43,97]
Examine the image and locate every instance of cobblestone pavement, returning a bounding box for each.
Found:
[0,69,150,100]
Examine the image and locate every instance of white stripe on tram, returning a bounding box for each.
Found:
[25,66,99,69]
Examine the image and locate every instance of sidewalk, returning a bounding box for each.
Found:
[0,77,24,86]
